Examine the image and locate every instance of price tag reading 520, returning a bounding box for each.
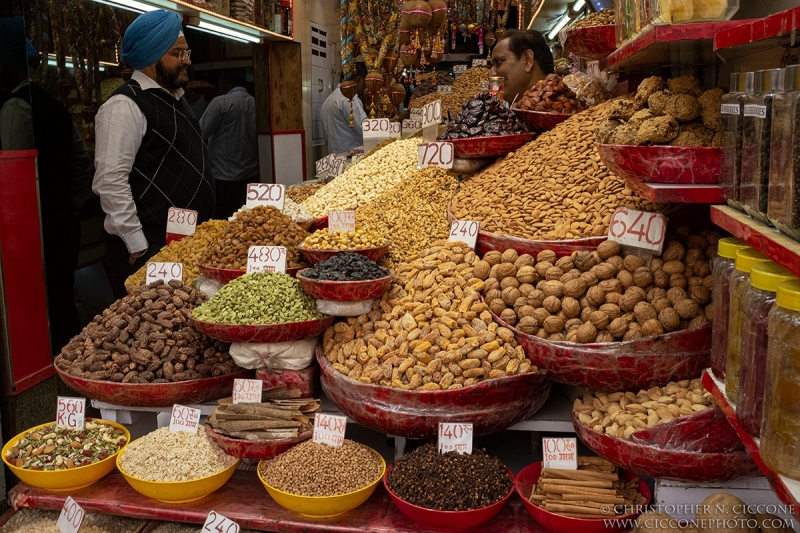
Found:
[56,396,86,429]
[246,183,285,211]
[448,220,479,249]
[438,423,473,454]
[418,142,454,170]
[246,245,287,274]
[607,208,667,253]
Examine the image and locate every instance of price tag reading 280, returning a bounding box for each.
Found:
[166,207,198,236]
[146,262,183,285]
[203,511,240,533]
[418,142,454,170]
[246,183,285,211]
[438,423,473,454]
[607,207,667,254]
[247,246,287,274]
[448,220,479,249]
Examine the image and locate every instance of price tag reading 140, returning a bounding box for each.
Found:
[607,208,667,254]
[57,496,85,533]
[146,262,183,285]
[438,423,473,454]
[448,220,479,249]
[247,245,287,274]
[313,413,347,447]
[418,142,454,170]
[246,183,285,211]
[56,396,85,429]
[202,511,240,533]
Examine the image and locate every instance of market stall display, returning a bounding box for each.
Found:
[0,509,148,533]
[563,10,617,61]
[437,92,532,140]
[297,254,393,301]
[230,199,314,228]
[410,66,491,118]
[516,74,585,115]
[298,229,391,264]
[287,182,327,204]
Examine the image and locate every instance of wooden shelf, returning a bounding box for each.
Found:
[625,181,724,204]
[714,6,800,62]
[710,205,800,278]
[702,370,800,516]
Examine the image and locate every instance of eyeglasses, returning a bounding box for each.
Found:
[171,49,192,61]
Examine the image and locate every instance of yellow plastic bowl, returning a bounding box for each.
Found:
[257,446,386,517]
[117,450,239,504]
[1,420,130,492]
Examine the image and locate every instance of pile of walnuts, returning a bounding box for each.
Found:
[477,229,718,343]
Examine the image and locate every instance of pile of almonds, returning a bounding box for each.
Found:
[477,228,718,343]
[573,378,716,439]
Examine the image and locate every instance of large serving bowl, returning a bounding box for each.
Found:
[204,425,312,460]
[596,143,722,184]
[189,315,335,343]
[296,269,393,301]
[449,132,537,159]
[197,264,305,283]
[297,241,391,265]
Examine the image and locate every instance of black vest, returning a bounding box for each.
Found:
[111,80,215,244]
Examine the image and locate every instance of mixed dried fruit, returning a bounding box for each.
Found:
[516,74,585,114]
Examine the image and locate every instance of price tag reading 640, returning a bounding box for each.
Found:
[448,220,479,249]
[246,183,285,211]
[246,245,287,274]
[607,208,667,254]
[438,423,473,454]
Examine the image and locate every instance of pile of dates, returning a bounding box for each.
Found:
[437,91,531,140]
[516,74,585,114]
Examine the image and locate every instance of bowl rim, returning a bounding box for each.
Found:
[383,463,516,514]
[256,444,386,500]
[296,240,392,254]
[188,313,333,329]
[595,142,723,152]
[2,419,131,474]
[205,424,313,446]
[295,268,394,285]
[116,442,240,486]
[446,131,537,144]
[53,361,250,386]
[511,107,577,118]
[197,264,308,274]
[565,23,616,31]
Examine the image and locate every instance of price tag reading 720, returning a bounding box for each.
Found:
[246,183,285,211]
[202,511,240,533]
[146,262,183,285]
[166,207,198,236]
[607,208,667,254]
[313,413,347,447]
[438,423,473,454]
[56,396,86,429]
[57,496,85,533]
[418,142,454,170]
[448,220,479,249]
[247,246,287,274]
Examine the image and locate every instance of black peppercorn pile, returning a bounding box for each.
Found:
[302,252,389,281]
[437,92,531,140]
[386,444,513,511]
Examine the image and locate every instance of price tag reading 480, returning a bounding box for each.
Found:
[607,208,667,254]
[247,245,287,274]
[448,220,479,249]
[313,413,347,447]
[418,142,454,170]
[202,511,240,533]
[56,397,86,429]
[146,262,183,285]
[438,423,473,454]
[246,183,285,211]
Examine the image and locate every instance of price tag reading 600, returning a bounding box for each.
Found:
[607,208,667,254]
[246,245,287,274]
[246,183,285,211]
[448,220,479,249]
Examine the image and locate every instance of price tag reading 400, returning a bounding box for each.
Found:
[146,262,183,285]
[203,511,240,533]
[166,207,198,236]
[438,423,473,454]
[448,220,479,249]
[56,396,86,429]
[542,437,577,470]
[246,183,285,211]
[246,245,287,274]
[57,496,85,533]
[169,404,201,434]
[607,207,667,253]
[418,142,454,170]
[232,379,262,404]
[313,413,347,447]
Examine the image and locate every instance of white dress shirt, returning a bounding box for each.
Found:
[200,87,258,182]
[321,86,368,154]
[92,70,185,254]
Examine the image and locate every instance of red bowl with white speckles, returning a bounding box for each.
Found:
[189,314,335,343]
[563,24,617,60]
[295,269,393,301]
[204,425,312,459]
[596,143,722,184]
[297,241,391,265]
[512,108,573,130]
[449,132,537,159]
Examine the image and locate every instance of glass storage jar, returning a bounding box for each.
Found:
[726,248,769,405]
[768,65,800,241]
[651,0,739,23]
[721,72,754,211]
[761,279,800,481]
[741,68,785,225]
[736,262,795,437]
[710,238,749,380]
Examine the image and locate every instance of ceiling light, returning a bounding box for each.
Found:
[92,0,158,13]
[548,13,571,40]
[189,18,261,43]
[187,24,250,43]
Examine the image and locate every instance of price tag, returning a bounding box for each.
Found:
[448,220,479,249]
[403,109,423,138]
[438,423,473,454]
[418,142,454,170]
[389,121,402,138]
[246,183,286,210]
[202,511,240,533]
[313,413,347,447]
[57,496,85,533]
[166,207,198,236]
[146,262,183,285]
[607,208,667,254]
[246,245,287,274]
[744,104,767,118]
[56,396,86,429]
[362,118,392,139]
[328,210,356,233]
[453,64,468,74]
[481,81,489,91]
[437,85,453,94]
[232,379,263,404]
[169,403,201,433]
[315,154,336,177]
[720,104,740,115]
[329,157,347,177]
[472,58,487,67]
[421,101,442,129]
[542,437,578,470]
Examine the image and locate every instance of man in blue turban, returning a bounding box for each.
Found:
[93,10,215,296]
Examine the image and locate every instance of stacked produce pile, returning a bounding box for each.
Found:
[411,66,491,119]
[573,378,715,439]
[193,272,322,325]
[301,138,422,218]
[437,92,531,140]
[322,240,537,390]
[1,509,147,533]
[198,206,310,270]
[357,167,458,269]
[528,457,648,519]
[57,280,238,383]
[287,182,326,203]
[412,71,454,98]
[516,74,586,114]
[571,9,615,27]
[127,220,228,288]
[365,137,397,157]
[597,75,724,147]
[301,228,388,250]
[450,101,661,240]
[229,199,313,223]
[386,443,513,510]
[478,233,717,342]
[302,253,389,281]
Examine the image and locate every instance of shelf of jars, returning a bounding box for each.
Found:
[714,6,800,62]
[701,370,800,516]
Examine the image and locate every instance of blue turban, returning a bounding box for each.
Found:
[121,10,183,69]
[0,17,30,72]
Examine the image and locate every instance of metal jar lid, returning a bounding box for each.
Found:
[754,68,785,93]
[784,64,800,91]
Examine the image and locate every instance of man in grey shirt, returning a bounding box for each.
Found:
[200,71,258,219]
[321,80,368,155]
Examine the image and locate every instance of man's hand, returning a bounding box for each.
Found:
[129,250,146,265]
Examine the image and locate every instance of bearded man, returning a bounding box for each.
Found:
[93,10,215,294]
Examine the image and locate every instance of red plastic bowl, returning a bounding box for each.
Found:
[54,364,251,407]
[204,425,312,459]
[596,143,722,184]
[312,214,329,231]
[516,461,650,533]
[318,348,552,438]
[512,108,573,130]
[297,241,391,265]
[197,264,305,283]
[296,269,393,301]
[450,132,538,159]
[384,464,515,532]
[189,315,335,343]
[563,25,617,60]
[572,412,760,482]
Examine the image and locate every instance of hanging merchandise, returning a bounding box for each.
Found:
[342,0,402,77]
[340,80,358,128]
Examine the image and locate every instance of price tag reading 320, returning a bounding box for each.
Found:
[313,413,347,447]
[328,210,356,233]
[232,379,263,404]
[246,245,287,274]
[418,142,454,170]
[166,207,198,236]
[202,511,240,533]
[607,208,667,254]
[57,496,85,533]
[56,396,86,429]
[146,262,183,285]
[246,183,285,211]
[448,220,479,249]
[542,437,577,470]
[169,404,201,434]
[438,423,473,454]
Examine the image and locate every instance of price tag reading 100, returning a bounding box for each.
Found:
[607,208,667,254]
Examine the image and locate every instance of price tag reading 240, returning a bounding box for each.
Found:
[203,511,240,533]
[56,396,86,429]
[246,183,285,211]
[448,220,479,249]
[146,262,183,285]
[418,142,454,170]
[313,413,347,447]
[607,207,667,254]
[247,245,287,274]
[438,423,473,454]
[57,496,85,533]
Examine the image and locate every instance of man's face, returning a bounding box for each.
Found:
[490,40,533,103]
[156,36,191,91]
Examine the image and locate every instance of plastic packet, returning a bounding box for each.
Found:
[194,277,224,298]
[629,407,744,453]
[563,72,609,107]
[316,299,373,317]
[229,338,318,370]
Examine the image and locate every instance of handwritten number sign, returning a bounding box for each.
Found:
[169,404,201,434]
[607,208,667,254]
[56,397,86,429]
[313,413,347,447]
[421,101,442,129]
[418,142,454,170]
[57,496,85,533]
[232,379,263,404]
[166,207,198,236]
[438,423,473,454]
[472,59,487,67]
[453,64,468,74]
[328,210,356,233]
[448,220,479,249]
[542,437,578,470]
[146,262,183,285]
[246,183,285,211]
[202,511,240,533]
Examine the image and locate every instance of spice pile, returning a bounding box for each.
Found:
[571,9,615,27]
[207,388,320,440]
[119,427,236,482]
[301,228,388,250]
[322,240,538,390]
[451,101,661,240]
[287,182,326,204]
[516,74,585,114]
[5,420,127,470]
[192,272,322,325]
[411,66,491,119]
[437,92,530,140]
[528,457,648,519]
[57,280,237,383]
[478,233,717,342]
[259,439,383,496]
[386,444,513,511]
[301,253,389,281]
[198,206,310,270]
[597,76,724,147]
[573,378,715,439]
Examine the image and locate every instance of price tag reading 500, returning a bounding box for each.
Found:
[246,183,285,211]
[438,423,473,454]
[146,262,183,285]
[448,220,479,249]
[246,245,287,274]
[418,142,454,170]
[607,208,667,253]
[56,396,86,429]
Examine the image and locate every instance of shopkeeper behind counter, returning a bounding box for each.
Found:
[489,29,554,104]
